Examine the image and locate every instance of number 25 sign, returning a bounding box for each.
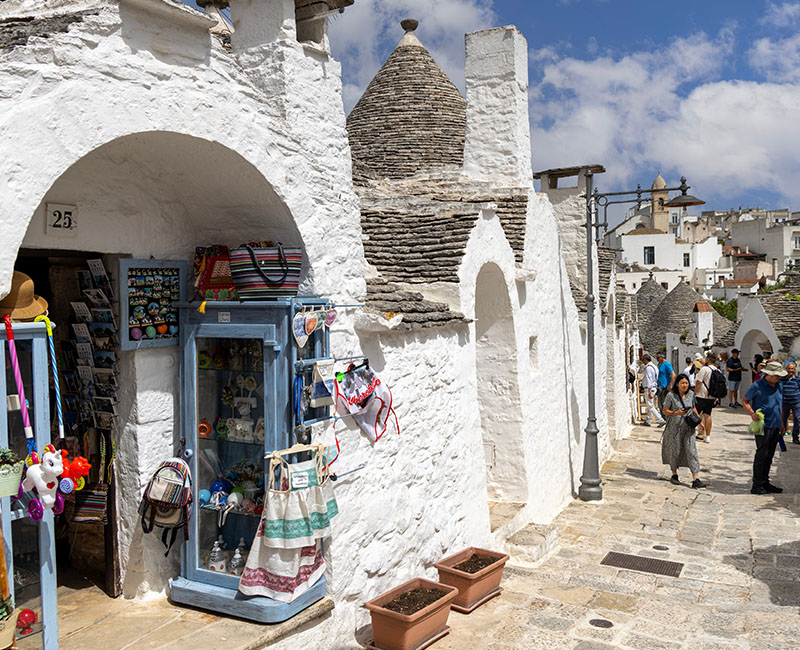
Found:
[46,203,78,237]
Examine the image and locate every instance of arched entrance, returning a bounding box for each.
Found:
[14,131,304,598]
[474,263,527,501]
[740,328,775,391]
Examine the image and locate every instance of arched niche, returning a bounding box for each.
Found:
[474,262,527,501]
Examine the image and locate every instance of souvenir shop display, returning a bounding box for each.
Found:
[238,443,337,603]
[170,297,339,623]
[119,259,186,350]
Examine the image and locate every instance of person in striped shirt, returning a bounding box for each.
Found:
[781,362,800,445]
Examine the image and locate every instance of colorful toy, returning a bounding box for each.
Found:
[16,609,36,635]
[20,444,64,520]
[58,451,91,494]
[3,316,34,441]
[34,315,64,440]
[198,489,211,507]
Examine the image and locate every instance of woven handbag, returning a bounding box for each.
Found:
[193,245,238,301]
[72,483,109,524]
[229,243,302,300]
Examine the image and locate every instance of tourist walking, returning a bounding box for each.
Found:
[656,352,676,415]
[642,353,665,426]
[682,356,696,389]
[781,361,800,445]
[661,375,706,488]
[726,348,743,407]
[743,360,787,495]
[750,354,764,384]
[694,351,719,443]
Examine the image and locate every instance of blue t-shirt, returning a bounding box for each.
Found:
[658,361,675,389]
[782,375,800,404]
[745,379,784,428]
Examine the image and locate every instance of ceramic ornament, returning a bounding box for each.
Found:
[304,311,319,335]
[324,308,337,328]
[292,312,309,347]
[314,310,325,332]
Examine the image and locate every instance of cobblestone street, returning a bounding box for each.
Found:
[438,406,800,650]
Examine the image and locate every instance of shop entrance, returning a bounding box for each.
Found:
[8,130,306,604]
[474,263,527,502]
[13,249,123,600]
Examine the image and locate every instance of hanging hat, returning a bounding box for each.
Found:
[0,271,48,321]
[762,360,786,377]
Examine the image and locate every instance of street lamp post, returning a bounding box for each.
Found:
[578,173,704,502]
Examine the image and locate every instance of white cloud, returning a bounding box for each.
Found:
[761,1,800,26]
[749,33,800,81]
[528,24,800,208]
[530,31,733,186]
[329,0,496,112]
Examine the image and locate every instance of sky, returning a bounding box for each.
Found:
[183,1,800,225]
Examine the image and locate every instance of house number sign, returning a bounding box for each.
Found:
[46,203,78,237]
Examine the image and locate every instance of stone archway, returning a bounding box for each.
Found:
[16,131,306,598]
[474,262,527,501]
[740,328,775,391]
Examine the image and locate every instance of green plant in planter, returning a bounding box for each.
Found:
[0,449,20,468]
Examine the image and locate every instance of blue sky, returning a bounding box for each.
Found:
[184,1,800,222]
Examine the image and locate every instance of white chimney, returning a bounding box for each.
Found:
[694,304,714,346]
[463,26,532,188]
[230,0,295,52]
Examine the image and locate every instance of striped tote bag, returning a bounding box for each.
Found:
[229,243,302,300]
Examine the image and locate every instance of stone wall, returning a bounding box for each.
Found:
[0,0,364,596]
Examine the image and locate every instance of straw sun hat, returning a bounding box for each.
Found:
[0,271,48,321]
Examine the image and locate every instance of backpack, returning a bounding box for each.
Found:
[707,367,728,399]
[139,458,193,556]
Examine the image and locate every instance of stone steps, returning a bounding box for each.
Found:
[503,523,559,568]
[488,500,560,567]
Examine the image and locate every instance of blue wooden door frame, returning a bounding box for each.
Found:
[0,323,58,650]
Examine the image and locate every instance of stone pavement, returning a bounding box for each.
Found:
[437,406,800,650]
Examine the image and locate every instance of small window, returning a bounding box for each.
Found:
[794,235,800,249]
[644,246,655,265]
[661,282,669,289]
[683,253,690,267]
[529,336,538,373]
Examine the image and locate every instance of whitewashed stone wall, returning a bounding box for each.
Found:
[0,0,364,596]
[1,4,636,648]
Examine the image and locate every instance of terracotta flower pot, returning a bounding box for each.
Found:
[434,547,509,613]
[364,577,458,650]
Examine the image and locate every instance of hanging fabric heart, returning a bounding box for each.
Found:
[314,309,325,332]
[293,312,309,348]
[324,308,337,328]
[304,311,319,335]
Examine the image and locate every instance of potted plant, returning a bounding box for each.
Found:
[0,448,23,498]
[364,577,458,650]
[434,547,509,613]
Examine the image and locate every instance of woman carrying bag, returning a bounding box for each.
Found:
[661,374,707,489]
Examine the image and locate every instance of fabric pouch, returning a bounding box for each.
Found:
[72,483,109,524]
[310,360,336,408]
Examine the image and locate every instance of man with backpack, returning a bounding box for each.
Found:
[694,351,728,443]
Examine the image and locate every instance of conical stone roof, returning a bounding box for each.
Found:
[643,281,732,352]
[346,20,466,180]
[636,276,667,324]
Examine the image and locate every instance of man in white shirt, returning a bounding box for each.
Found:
[642,353,665,426]
[682,356,696,389]
[694,352,718,443]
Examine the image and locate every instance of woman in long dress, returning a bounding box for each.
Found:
[661,374,706,488]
